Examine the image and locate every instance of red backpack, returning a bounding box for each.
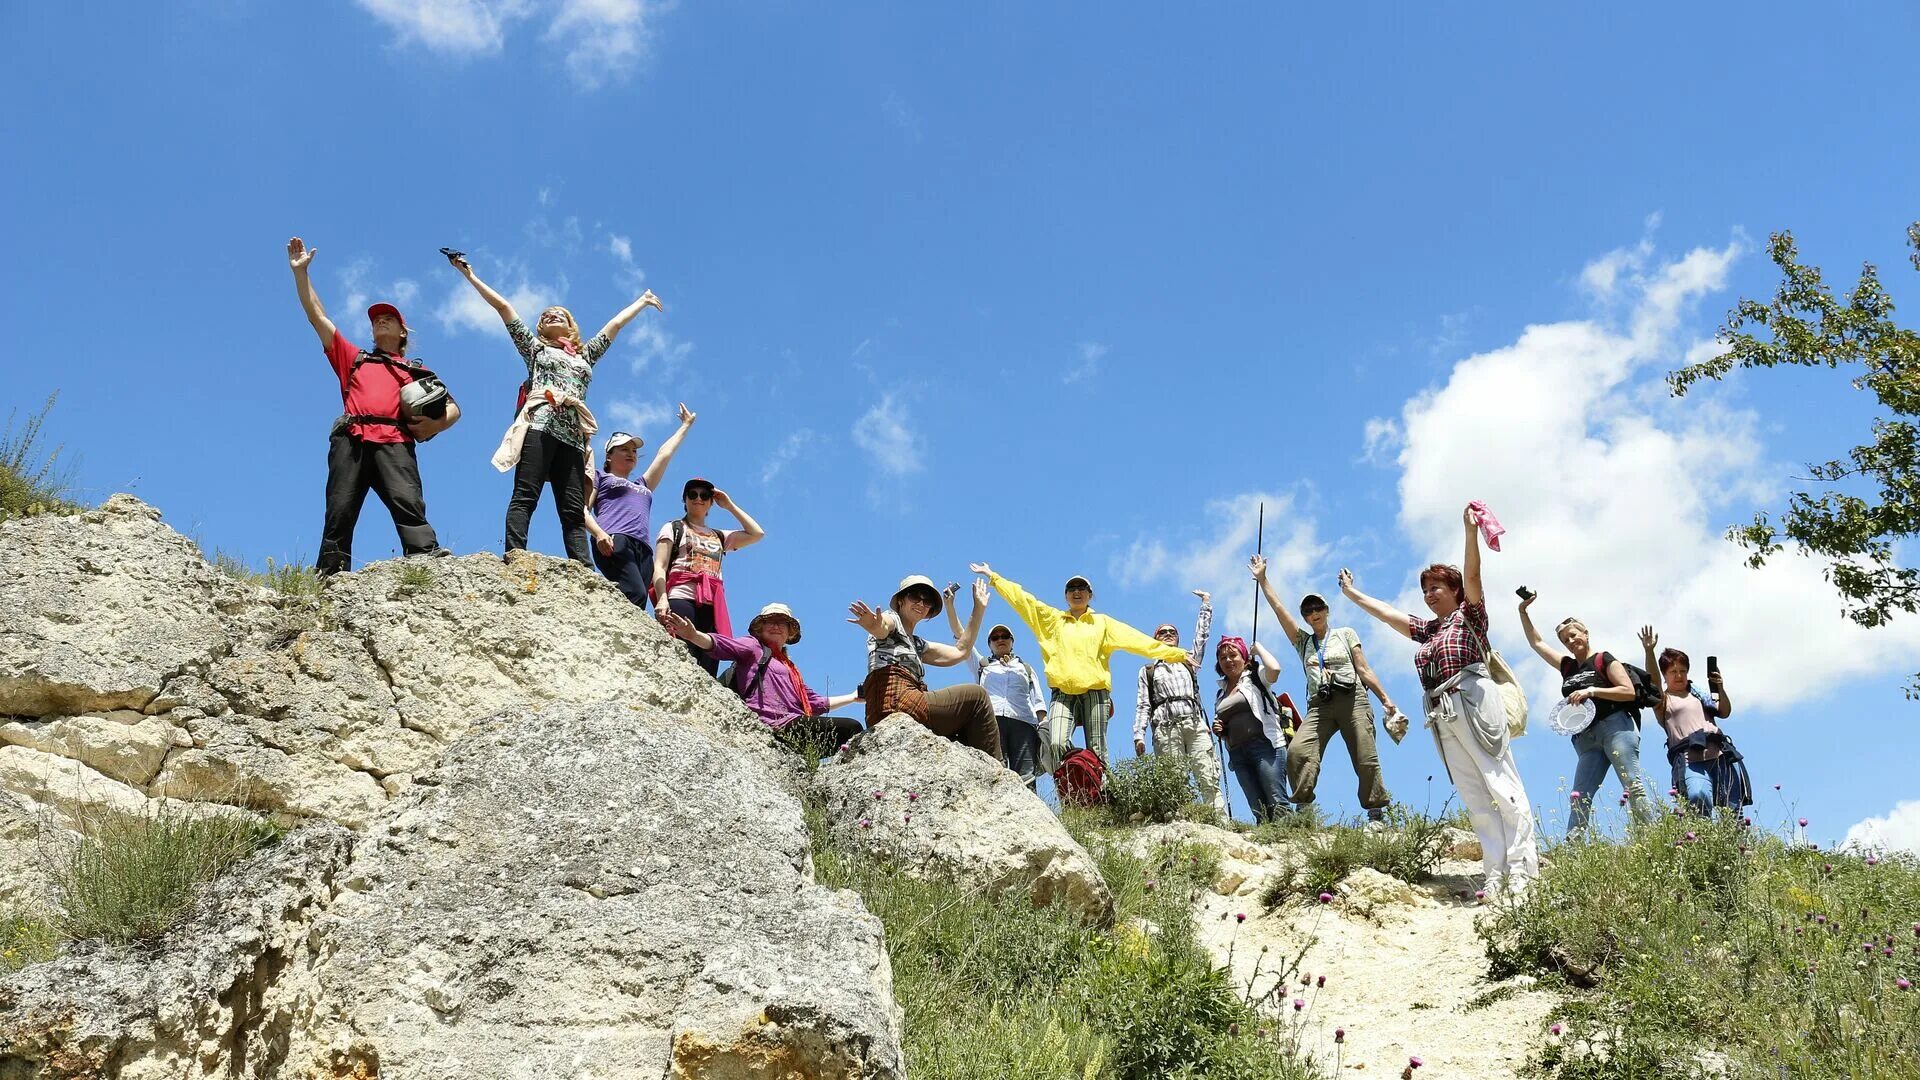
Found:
[1052,748,1106,806]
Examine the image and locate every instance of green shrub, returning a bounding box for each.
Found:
[1258,806,1449,910]
[0,906,58,971]
[1104,751,1199,824]
[812,797,1323,1080]
[213,551,322,597]
[1481,811,1920,1079]
[52,804,282,945]
[397,562,436,589]
[1247,803,1325,843]
[0,393,79,521]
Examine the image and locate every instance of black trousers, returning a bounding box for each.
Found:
[319,430,438,576]
[591,533,653,607]
[504,428,590,564]
[669,596,720,675]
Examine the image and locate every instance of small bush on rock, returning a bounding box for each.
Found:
[0,393,79,521]
[1258,806,1449,909]
[1104,752,1199,824]
[213,551,322,597]
[0,906,58,971]
[52,804,282,945]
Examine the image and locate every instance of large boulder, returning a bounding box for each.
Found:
[816,716,1114,922]
[0,823,354,1078]
[286,700,904,1079]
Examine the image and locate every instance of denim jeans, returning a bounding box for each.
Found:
[1674,756,1730,815]
[1228,738,1289,823]
[999,716,1041,786]
[1568,711,1655,831]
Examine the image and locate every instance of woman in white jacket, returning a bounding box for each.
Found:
[1210,636,1290,823]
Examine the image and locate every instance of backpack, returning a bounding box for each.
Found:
[721,651,775,701]
[1053,748,1106,806]
[1275,692,1302,739]
[1591,653,1662,712]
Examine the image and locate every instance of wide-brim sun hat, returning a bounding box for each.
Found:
[749,602,802,643]
[890,575,944,617]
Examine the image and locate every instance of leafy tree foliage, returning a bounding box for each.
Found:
[1670,225,1920,696]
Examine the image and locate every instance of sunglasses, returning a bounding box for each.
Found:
[686,490,714,501]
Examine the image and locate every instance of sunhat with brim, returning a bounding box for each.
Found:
[890,575,944,617]
[749,602,802,643]
[1064,574,1094,594]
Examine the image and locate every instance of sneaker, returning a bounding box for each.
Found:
[1480,874,1504,901]
[1364,818,1387,834]
[1504,874,1534,900]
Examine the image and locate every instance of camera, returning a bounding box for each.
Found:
[1516,586,1536,601]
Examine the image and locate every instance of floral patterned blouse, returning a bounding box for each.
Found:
[505,317,610,453]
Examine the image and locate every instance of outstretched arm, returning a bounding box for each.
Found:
[1250,555,1304,645]
[287,238,337,348]
[1339,568,1413,640]
[1461,505,1485,605]
[1189,590,1213,667]
[713,489,765,550]
[452,256,519,325]
[923,580,989,667]
[659,611,716,653]
[1516,594,1565,668]
[639,403,696,491]
[1350,643,1396,716]
[1106,616,1192,665]
[942,582,965,642]
[592,288,663,345]
[974,564,1058,638]
[824,691,862,711]
[1639,626,1669,722]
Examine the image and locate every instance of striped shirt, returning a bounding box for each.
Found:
[1133,596,1213,744]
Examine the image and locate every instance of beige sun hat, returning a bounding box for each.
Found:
[748,602,803,643]
[890,575,944,617]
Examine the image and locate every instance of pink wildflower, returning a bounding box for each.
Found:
[1334,1028,1346,1043]
[1319,892,1334,904]
[1550,1022,1563,1036]
[1294,998,1305,1011]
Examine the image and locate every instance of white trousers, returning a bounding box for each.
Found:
[1153,715,1229,816]
[1428,670,1538,884]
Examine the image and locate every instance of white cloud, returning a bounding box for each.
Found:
[1063,342,1110,385]
[1843,800,1920,855]
[1374,234,1920,710]
[433,266,563,336]
[605,232,647,292]
[622,320,692,375]
[1360,417,1402,465]
[604,397,672,435]
[1580,212,1663,301]
[1111,491,1329,642]
[852,394,923,478]
[763,429,818,485]
[353,0,660,88]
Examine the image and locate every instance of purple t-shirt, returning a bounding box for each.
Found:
[592,470,655,541]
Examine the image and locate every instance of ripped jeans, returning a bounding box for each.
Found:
[1568,711,1655,831]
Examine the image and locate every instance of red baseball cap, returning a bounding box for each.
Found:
[367,302,408,328]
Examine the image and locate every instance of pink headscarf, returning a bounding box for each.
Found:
[1216,636,1250,672]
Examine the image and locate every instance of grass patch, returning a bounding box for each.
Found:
[1259,805,1449,910]
[51,804,282,945]
[1,392,80,522]
[0,906,59,971]
[810,799,1322,1079]
[213,551,323,597]
[396,562,437,589]
[1480,811,1920,1079]
[1247,803,1325,842]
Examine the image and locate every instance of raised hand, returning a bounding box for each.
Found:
[972,578,991,608]
[1192,589,1211,602]
[968,561,992,577]
[1638,625,1658,650]
[1519,591,1537,611]
[1337,568,1357,595]
[847,600,887,636]
[942,581,961,603]
[1463,504,1479,530]
[640,289,665,313]
[711,487,734,510]
[287,237,315,271]
[1249,554,1268,581]
[676,402,696,425]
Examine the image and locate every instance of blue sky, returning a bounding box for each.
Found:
[7,3,1918,849]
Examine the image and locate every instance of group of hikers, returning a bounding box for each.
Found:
[291,238,1752,902]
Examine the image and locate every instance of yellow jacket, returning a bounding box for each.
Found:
[991,573,1191,694]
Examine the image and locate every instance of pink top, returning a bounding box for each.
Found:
[1659,688,1722,756]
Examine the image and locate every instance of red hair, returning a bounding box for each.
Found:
[1418,563,1465,604]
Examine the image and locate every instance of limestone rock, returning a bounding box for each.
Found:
[0,495,265,718]
[288,700,903,1079]
[1335,866,1424,921]
[816,715,1114,922]
[0,824,353,1078]
[1441,826,1483,862]
[0,745,150,825]
[0,713,183,788]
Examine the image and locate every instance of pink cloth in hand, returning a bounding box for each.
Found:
[1467,500,1505,552]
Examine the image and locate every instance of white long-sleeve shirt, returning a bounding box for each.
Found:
[971,651,1048,723]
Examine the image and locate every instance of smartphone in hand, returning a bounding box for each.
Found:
[1706,655,1720,678]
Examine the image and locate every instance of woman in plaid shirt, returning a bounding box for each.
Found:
[1338,504,1538,900]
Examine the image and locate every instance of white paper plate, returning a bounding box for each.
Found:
[1546,696,1597,737]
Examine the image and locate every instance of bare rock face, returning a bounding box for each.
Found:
[0,824,354,1079]
[287,700,904,1080]
[816,716,1114,923]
